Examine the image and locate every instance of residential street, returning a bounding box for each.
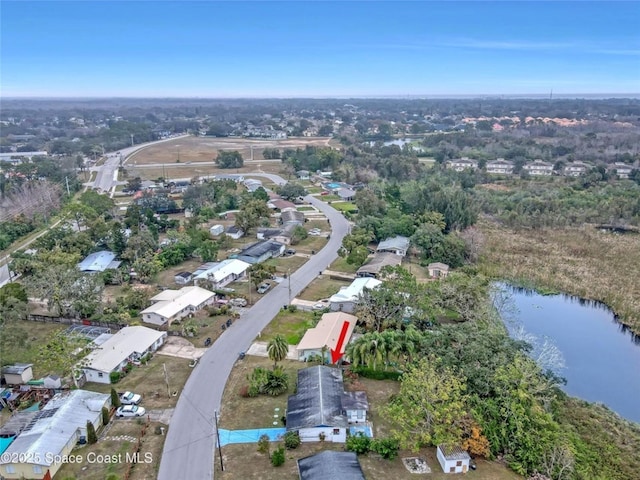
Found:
[157,181,350,480]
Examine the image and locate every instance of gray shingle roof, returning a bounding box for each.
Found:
[341,391,369,411]
[287,366,347,430]
[77,250,117,272]
[297,451,365,480]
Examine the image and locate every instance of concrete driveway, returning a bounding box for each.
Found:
[157,336,207,360]
[245,341,298,360]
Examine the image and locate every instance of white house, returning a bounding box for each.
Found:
[286,366,348,443]
[296,312,357,362]
[437,444,471,474]
[225,225,244,240]
[608,162,633,179]
[377,236,410,257]
[1,364,34,385]
[81,326,166,383]
[329,277,382,313]
[174,271,193,285]
[141,286,216,327]
[297,170,310,180]
[192,259,250,289]
[427,262,450,278]
[209,224,224,236]
[523,159,554,176]
[447,157,478,171]
[563,161,590,176]
[0,390,110,480]
[486,159,514,175]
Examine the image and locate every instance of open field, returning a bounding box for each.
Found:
[478,221,640,335]
[127,136,331,165]
[55,418,166,480]
[329,256,360,274]
[216,363,521,480]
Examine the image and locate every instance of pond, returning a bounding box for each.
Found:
[495,283,640,423]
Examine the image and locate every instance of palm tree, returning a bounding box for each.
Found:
[267,335,289,369]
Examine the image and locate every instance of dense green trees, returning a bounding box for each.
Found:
[276,182,306,201]
[216,150,244,169]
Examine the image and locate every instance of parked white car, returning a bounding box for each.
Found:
[116,405,146,418]
[120,391,142,405]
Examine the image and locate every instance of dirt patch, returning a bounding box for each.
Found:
[157,335,207,360]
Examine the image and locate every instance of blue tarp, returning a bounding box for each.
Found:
[217,428,286,447]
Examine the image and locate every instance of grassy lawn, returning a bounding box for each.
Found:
[329,256,359,274]
[1,320,66,377]
[216,371,521,480]
[260,309,318,345]
[297,276,350,301]
[331,202,358,213]
[85,355,193,410]
[320,195,341,202]
[296,206,315,212]
[402,257,432,283]
[478,221,640,335]
[219,356,305,430]
[55,419,167,480]
[295,235,328,255]
[305,186,322,194]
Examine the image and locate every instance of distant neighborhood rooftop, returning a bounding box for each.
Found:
[77,250,121,272]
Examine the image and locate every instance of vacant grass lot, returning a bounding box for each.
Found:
[55,419,166,480]
[478,221,640,335]
[329,256,360,274]
[2,320,66,377]
[260,309,318,345]
[297,276,350,301]
[86,355,193,410]
[331,201,358,212]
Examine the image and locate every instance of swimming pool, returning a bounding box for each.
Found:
[349,425,373,438]
[326,182,341,189]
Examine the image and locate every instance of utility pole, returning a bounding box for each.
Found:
[65,176,71,196]
[130,134,134,147]
[288,268,291,303]
[248,269,252,305]
[214,410,224,471]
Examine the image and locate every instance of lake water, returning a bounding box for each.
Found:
[496,284,640,423]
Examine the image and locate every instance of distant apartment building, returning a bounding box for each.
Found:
[486,159,514,175]
[608,162,633,179]
[523,159,554,176]
[447,157,478,171]
[563,161,590,176]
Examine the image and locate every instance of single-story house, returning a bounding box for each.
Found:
[297,170,310,180]
[337,188,356,201]
[236,240,285,264]
[0,390,110,480]
[437,444,471,474]
[280,208,305,227]
[81,326,166,383]
[341,391,369,424]
[256,226,293,245]
[77,250,121,272]
[174,271,193,285]
[244,179,263,192]
[427,262,450,278]
[214,174,245,183]
[192,259,250,289]
[141,286,216,327]
[329,277,382,313]
[225,225,245,240]
[296,312,357,362]
[608,162,633,179]
[269,198,297,211]
[356,252,402,278]
[286,366,348,443]
[1,364,33,385]
[209,224,224,236]
[377,236,410,256]
[297,451,365,480]
[563,161,590,176]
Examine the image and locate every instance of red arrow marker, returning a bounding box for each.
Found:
[331,321,350,364]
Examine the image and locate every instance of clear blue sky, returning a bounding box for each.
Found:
[1,1,639,97]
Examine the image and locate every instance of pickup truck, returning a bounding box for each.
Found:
[257,282,271,294]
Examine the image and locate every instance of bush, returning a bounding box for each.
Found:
[86,421,98,444]
[271,446,285,467]
[349,366,402,381]
[110,372,121,384]
[287,304,298,313]
[346,432,371,455]
[257,434,270,455]
[283,431,301,450]
[101,406,110,426]
[370,437,400,460]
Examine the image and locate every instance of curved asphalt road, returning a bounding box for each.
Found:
[157,175,350,480]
